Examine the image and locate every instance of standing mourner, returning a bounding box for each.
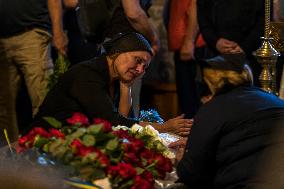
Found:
[167,0,206,118]
[197,0,265,86]
[0,0,67,144]
[274,0,284,21]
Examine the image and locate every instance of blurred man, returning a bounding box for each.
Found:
[0,0,67,144]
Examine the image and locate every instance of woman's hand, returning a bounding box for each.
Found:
[169,138,188,162]
[162,114,193,136]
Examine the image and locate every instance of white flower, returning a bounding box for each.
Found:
[112,125,129,131]
[163,150,176,159]
[143,125,159,138]
[130,124,143,133]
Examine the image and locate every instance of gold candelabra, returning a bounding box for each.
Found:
[253,0,280,94]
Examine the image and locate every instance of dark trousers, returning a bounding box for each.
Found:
[174,48,205,119]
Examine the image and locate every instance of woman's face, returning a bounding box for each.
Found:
[114,51,151,83]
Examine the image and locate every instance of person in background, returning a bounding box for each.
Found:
[274,0,284,21]
[62,0,99,65]
[170,53,284,188]
[197,0,265,86]
[32,33,192,137]
[167,0,206,118]
[0,0,67,144]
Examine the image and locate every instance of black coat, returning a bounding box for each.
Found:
[177,86,284,189]
[33,55,138,129]
[197,0,265,55]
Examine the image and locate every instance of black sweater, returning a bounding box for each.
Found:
[33,55,138,129]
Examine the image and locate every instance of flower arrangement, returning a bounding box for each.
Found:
[17,113,173,189]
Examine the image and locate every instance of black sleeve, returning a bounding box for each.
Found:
[69,74,138,127]
[238,0,264,54]
[177,106,221,188]
[197,0,219,52]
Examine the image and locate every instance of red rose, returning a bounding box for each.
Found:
[70,139,83,149]
[77,146,96,156]
[155,153,173,172]
[93,118,112,132]
[49,128,65,139]
[123,152,140,164]
[66,112,89,126]
[94,148,110,167]
[123,138,144,153]
[117,163,137,179]
[140,148,155,164]
[70,139,96,156]
[18,127,50,148]
[129,138,144,151]
[112,130,131,139]
[140,170,154,184]
[108,165,119,176]
[98,154,110,167]
[18,136,29,147]
[31,127,51,138]
[108,163,136,179]
[155,153,173,178]
[131,176,154,189]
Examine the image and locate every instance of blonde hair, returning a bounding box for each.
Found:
[203,64,253,96]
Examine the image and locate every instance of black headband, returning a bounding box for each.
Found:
[199,53,248,73]
[102,32,153,56]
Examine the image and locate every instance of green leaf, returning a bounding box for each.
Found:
[106,138,119,151]
[82,152,97,164]
[42,117,62,128]
[42,143,49,152]
[87,124,103,134]
[63,151,74,163]
[33,136,49,148]
[70,160,83,168]
[119,179,134,189]
[110,156,122,164]
[135,167,144,175]
[91,168,106,180]
[48,138,65,153]
[70,128,86,139]
[82,134,96,147]
[52,145,68,160]
[47,52,70,91]
[79,166,95,180]
[141,158,148,167]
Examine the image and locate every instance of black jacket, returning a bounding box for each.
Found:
[104,0,152,39]
[33,55,138,129]
[197,0,264,55]
[177,86,284,189]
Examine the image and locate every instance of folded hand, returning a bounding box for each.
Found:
[163,114,193,136]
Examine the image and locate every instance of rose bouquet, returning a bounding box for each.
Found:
[17,113,173,189]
